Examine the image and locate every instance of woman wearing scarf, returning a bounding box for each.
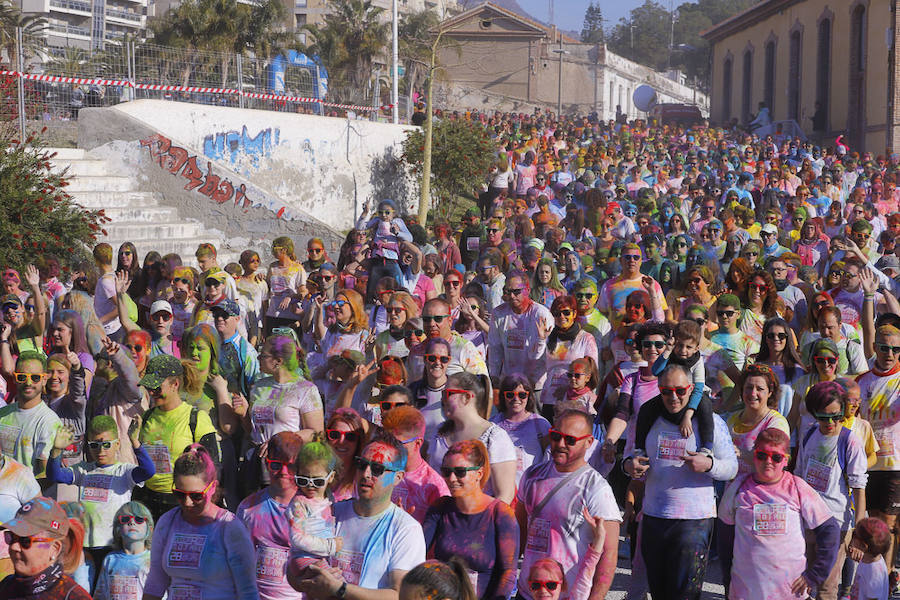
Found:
[542,295,599,418]
[301,238,331,273]
[793,217,830,275]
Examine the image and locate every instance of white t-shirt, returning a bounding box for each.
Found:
[516,461,621,600]
[248,377,323,444]
[428,423,516,497]
[490,413,551,484]
[94,272,122,334]
[795,428,868,527]
[331,501,426,590]
[851,557,889,600]
[0,401,62,473]
[70,461,141,547]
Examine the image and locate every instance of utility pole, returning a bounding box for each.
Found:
[551,43,570,117]
[391,0,399,123]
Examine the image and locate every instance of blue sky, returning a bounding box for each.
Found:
[516,0,691,33]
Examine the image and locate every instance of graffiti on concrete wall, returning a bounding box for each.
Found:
[202,126,281,167]
[140,133,253,210]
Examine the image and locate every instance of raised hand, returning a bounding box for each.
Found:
[24,264,40,289]
[128,415,142,446]
[53,425,75,451]
[101,337,120,356]
[66,351,81,371]
[115,270,131,295]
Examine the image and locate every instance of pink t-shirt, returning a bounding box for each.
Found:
[391,459,449,524]
[727,410,791,474]
[720,473,832,600]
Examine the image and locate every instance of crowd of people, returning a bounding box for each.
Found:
[2,109,900,600]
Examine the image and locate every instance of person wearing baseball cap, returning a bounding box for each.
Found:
[148,300,180,358]
[0,496,91,599]
[759,223,788,259]
[135,355,218,520]
[213,299,259,399]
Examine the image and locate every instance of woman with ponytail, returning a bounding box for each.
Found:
[0,497,91,599]
[400,558,477,600]
[428,372,517,505]
[144,444,259,600]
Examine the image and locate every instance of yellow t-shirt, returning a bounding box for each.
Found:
[139,402,216,493]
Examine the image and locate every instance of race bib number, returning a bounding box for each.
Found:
[506,330,525,351]
[109,575,141,600]
[167,534,206,569]
[169,584,202,600]
[753,503,787,536]
[466,237,480,251]
[656,431,687,462]
[252,404,275,425]
[516,446,526,473]
[526,517,551,553]
[805,458,832,493]
[875,428,895,458]
[81,473,113,503]
[335,550,364,585]
[145,443,172,474]
[270,276,288,295]
[256,545,289,583]
[0,424,21,456]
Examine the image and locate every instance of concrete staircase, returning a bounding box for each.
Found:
[48,148,237,266]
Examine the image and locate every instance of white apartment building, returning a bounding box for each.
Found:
[19,0,147,49]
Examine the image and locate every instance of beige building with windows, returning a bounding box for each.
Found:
[702,0,900,153]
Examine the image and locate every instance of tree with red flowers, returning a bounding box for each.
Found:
[0,125,107,273]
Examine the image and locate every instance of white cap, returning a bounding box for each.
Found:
[149,300,173,315]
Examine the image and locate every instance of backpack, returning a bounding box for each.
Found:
[143,405,222,470]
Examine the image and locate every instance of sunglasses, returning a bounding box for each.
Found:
[329,300,348,309]
[117,515,147,526]
[566,370,588,379]
[295,473,333,488]
[173,277,192,285]
[748,282,769,292]
[308,248,323,254]
[553,309,574,317]
[125,344,144,353]
[204,278,223,287]
[548,429,592,445]
[326,429,359,444]
[622,254,642,261]
[3,531,56,549]
[676,242,688,248]
[503,390,529,400]
[690,317,707,326]
[743,251,759,257]
[814,412,844,424]
[878,344,900,355]
[425,354,451,365]
[765,332,787,341]
[717,310,737,318]
[753,450,786,463]
[121,250,133,256]
[574,292,594,299]
[405,328,425,338]
[24,304,34,311]
[641,340,666,349]
[386,306,405,314]
[814,356,838,366]
[502,288,524,296]
[422,314,448,324]
[660,385,691,397]
[439,465,481,479]
[487,228,501,234]
[14,372,46,384]
[446,280,462,287]
[265,458,296,473]
[87,440,115,450]
[172,480,214,503]
[151,312,172,321]
[354,456,401,478]
[379,400,407,411]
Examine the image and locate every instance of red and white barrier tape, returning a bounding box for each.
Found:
[0,70,394,112]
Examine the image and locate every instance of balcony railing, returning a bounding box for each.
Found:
[48,22,90,36]
[49,0,91,12]
[105,7,142,22]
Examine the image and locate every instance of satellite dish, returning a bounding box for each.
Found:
[633,85,658,113]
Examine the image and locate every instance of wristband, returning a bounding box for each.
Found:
[0,339,9,344]
[335,582,348,599]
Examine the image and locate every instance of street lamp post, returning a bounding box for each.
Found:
[551,44,570,117]
[391,0,399,124]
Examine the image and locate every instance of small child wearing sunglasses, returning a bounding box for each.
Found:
[46,415,155,552]
[288,440,342,568]
[555,357,599,416]
[93,501,154,600]
[525,510,606,600]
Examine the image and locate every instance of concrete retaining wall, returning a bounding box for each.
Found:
[78,100,418,238]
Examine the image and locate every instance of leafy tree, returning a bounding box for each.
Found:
[401,118,495,223]
[300,0,390,104]
[607,0,670,71]
[399,10,438,99]
[0,125,106,272]
[581,2,605,44]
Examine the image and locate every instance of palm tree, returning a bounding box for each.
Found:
[301,0,389,104]
[0,0,46,66]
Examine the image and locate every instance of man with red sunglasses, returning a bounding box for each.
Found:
[623,364,738,600]
[516,409,620,600]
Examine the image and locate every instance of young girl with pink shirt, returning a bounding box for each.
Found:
[288,441,343,568]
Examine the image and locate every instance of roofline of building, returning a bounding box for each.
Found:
[700,0,802,44]
[435,1,579,43]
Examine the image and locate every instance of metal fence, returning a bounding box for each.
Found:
[3,27,402,146]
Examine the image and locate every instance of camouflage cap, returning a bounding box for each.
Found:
[139,354,184,389]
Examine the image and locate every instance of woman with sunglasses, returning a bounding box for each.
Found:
[408,337,451,441]
[751,317,806,414]
[790,338,842,437]
[143,444,258,600]
[398,241,438,308]
[237,432,309,600]
[93,501,155,600]
[265,236,306,336]
[794,382,868,600]
[725,364,790,474]
[310,289,368,377]
[337,356,408,425]
[543,296,598,415]
[794,217,830,276]
[374,291,419,360]
[0,497,91,600]
[738,269,782,344]
[719,428,839,600]
[423,440,519,600]
[490,374,550,485]
[668,265,716,322]
[0,265,48,361]
[530,258,566,309]
[429,372,517,505]
[324,408,367,502]
[235,250,268,347]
